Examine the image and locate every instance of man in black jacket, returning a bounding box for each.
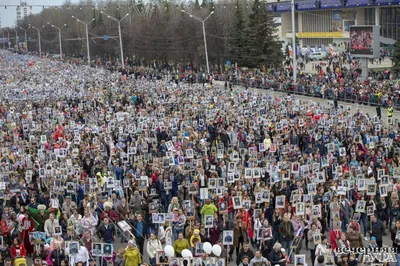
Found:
[370,214,385,247]
[7,222,19,246]
[236,243,254,266]
[50,243,65,266]
[96,217,116,244]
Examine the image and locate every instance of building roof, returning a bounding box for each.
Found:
[266,0,400,13]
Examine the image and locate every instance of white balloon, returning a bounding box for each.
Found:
[203,242,212,254]
[181,249,193,258]
[164,245,175,257]
[212,244,222,256]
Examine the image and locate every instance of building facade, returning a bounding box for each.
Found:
[16,2,31,22]
[266,0,399,47]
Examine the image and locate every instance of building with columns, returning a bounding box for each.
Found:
[265,0,397,47]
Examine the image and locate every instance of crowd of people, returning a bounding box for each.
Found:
[0,49,400,266]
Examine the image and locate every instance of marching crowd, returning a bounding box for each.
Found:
[0,50,400,266]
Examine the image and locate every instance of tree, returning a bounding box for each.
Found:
[16,0,283,69]
[97,9,104,25]
[392,40,400,74]
[92,8,97,27]
[230,0,247,66]
[195,0,200,10]
[245,0,283,68]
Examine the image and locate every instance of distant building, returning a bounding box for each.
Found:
[16,2,31,22]
[266,0,398,47]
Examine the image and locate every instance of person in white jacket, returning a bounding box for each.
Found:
[44,213,60,237]
[147,233,163,266]
[81,209,98,235]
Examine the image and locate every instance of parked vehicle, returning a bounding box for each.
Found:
[308,51,327,60]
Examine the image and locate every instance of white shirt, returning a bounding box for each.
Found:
[69,246,89,266]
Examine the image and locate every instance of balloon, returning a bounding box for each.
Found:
[212,244,222,256]
[181,249,193,258]
[164,245,175,257]
[203,242,212,254]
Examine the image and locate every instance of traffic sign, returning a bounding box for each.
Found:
[225,60,231,67]
[104,35,109,41]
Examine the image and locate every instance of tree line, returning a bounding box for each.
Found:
[13,0,283,71]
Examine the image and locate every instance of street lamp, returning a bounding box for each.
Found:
[181,9,214,74]
[17,26,28,53]
[14,29,18,51]
[71,16,95,65]
[29,25,45,57]
[291,0,297,83]
[1,31,4,49]
[47,22,67,59]
[3,29,10,49]
[101,11,129,69]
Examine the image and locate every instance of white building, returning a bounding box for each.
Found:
[16,2,31,22]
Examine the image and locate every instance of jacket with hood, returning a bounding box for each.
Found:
[200,203,218,216]
[124,246,141,266]
[146,239,163,259]
[190,229,202,247]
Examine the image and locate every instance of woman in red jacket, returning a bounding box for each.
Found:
[10,238,26,259]
[20,213,35,256]
[329,228,341,251]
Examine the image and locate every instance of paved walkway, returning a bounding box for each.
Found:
[301,58,393,74]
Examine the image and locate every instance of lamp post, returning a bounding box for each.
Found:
[181,9,214,74]
[1,31,4,49]
[29,25,45,57]
[47,22,67,59]
[291,0,297,83]
[4,29,10,49]
[101,11,129,69]
[71,16,95,65]
[14,29,18,51]
[17,26,28,53]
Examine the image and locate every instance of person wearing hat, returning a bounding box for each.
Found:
[100,202,119,223]
[124,240,141,266]
[189,229,201,248]
[26,205,49,232]
[368,236,378,249]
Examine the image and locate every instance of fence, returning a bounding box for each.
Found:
[182,75,400,111]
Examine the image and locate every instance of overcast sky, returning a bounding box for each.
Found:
[1,0,79,28]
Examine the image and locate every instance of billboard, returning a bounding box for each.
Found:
[350,25,380,58]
